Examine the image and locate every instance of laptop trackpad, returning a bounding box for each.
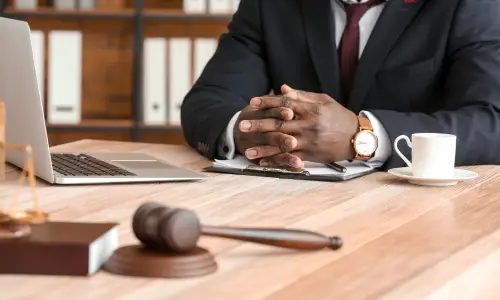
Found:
[113,160,173,170]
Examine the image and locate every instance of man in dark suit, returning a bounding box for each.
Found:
[181,0,500,171]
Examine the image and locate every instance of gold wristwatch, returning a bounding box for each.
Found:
[351,115,378,161]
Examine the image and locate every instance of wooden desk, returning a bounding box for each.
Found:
[0,139,499,300]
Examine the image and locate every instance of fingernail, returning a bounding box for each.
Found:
[250,98,261,107]
[289,158,299,167]
[246,149,258,158]
[240,121,251,130]
[285,138,294,148]
[281,110,291,119]
[260,160,268,167]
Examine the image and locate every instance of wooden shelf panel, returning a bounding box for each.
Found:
[144,19,229,38]
[139,124,182,131]
[5,0,136,10]
[3,7,233,21]
[139,130,187,146]
[46,120,183,131]
[47,127,185,146]
[3,7,135,18]
[47,119,134,128]
[141,0,183,10]
[48,131,187,146]
[48,131,132,146]
[143,9,233,20]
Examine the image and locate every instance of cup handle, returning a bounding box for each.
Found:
[394,135,412,168]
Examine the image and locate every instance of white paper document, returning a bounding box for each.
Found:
[212,155,377,180]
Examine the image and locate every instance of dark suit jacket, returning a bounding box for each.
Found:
[180,0,500,170]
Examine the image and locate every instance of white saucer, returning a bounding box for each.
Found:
[387,167,479,186]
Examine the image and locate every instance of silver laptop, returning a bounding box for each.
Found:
[0,17,206,184]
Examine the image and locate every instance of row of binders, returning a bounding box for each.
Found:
[143,37,218,125]
[14,0,241,14]
[30,30,218,125]
[184,0,240,14]
[14,0,96,10]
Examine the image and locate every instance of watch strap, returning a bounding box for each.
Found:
[358,116,373,132]
[352,115,375,161]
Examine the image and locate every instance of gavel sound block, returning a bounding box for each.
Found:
[104,202,343,278]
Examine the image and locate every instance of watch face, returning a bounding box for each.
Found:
[354,131,378,156]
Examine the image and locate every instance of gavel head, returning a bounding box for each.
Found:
[132,202,201,253]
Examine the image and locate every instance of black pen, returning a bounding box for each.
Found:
[326,162,347,173]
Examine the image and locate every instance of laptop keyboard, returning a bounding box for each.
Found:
[51,153,136,177]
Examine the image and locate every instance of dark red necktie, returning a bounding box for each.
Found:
[339,0,384,100]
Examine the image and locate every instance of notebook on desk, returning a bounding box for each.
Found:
[204,155,379,181]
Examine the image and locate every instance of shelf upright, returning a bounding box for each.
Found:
[131,0,143,142]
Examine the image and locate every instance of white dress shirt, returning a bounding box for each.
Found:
[217,0,392,168]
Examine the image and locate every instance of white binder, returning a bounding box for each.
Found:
[47,31,82,124]
[30,30,44,104]
[183,0,207,13]
[53,0,76,9]
[78,0,96,10]
[143,38,167,125]
[194,38,217,81]
[232,0,240,12]
[168,38,192,126]
[208,0,231,14]
[13,0,38,9]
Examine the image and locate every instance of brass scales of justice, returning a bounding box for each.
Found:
[0,101,49,239]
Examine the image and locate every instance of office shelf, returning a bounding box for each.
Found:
[46,119,134,131]
[2,7,135,19]
[139,124,182,132]
[142,9,232,21]
[0,0,231,146]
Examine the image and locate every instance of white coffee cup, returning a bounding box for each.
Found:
[394,133,457,178]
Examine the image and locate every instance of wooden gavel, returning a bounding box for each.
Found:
[132,202,343,253]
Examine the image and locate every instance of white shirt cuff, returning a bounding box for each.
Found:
[217,111,241,159]
[359,110,392,168]
[217,110,391,166]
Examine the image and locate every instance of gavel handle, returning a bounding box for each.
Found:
[200,226,342,250]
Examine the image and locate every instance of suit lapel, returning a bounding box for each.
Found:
[347,0,427,112]
[301,0,343,104]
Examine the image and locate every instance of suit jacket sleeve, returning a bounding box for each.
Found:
[369,0,500,170]
[180,0,270,159]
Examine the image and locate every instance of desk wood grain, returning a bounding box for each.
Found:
[0,139,499,300]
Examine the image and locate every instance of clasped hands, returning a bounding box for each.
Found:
[234,85,359,169]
